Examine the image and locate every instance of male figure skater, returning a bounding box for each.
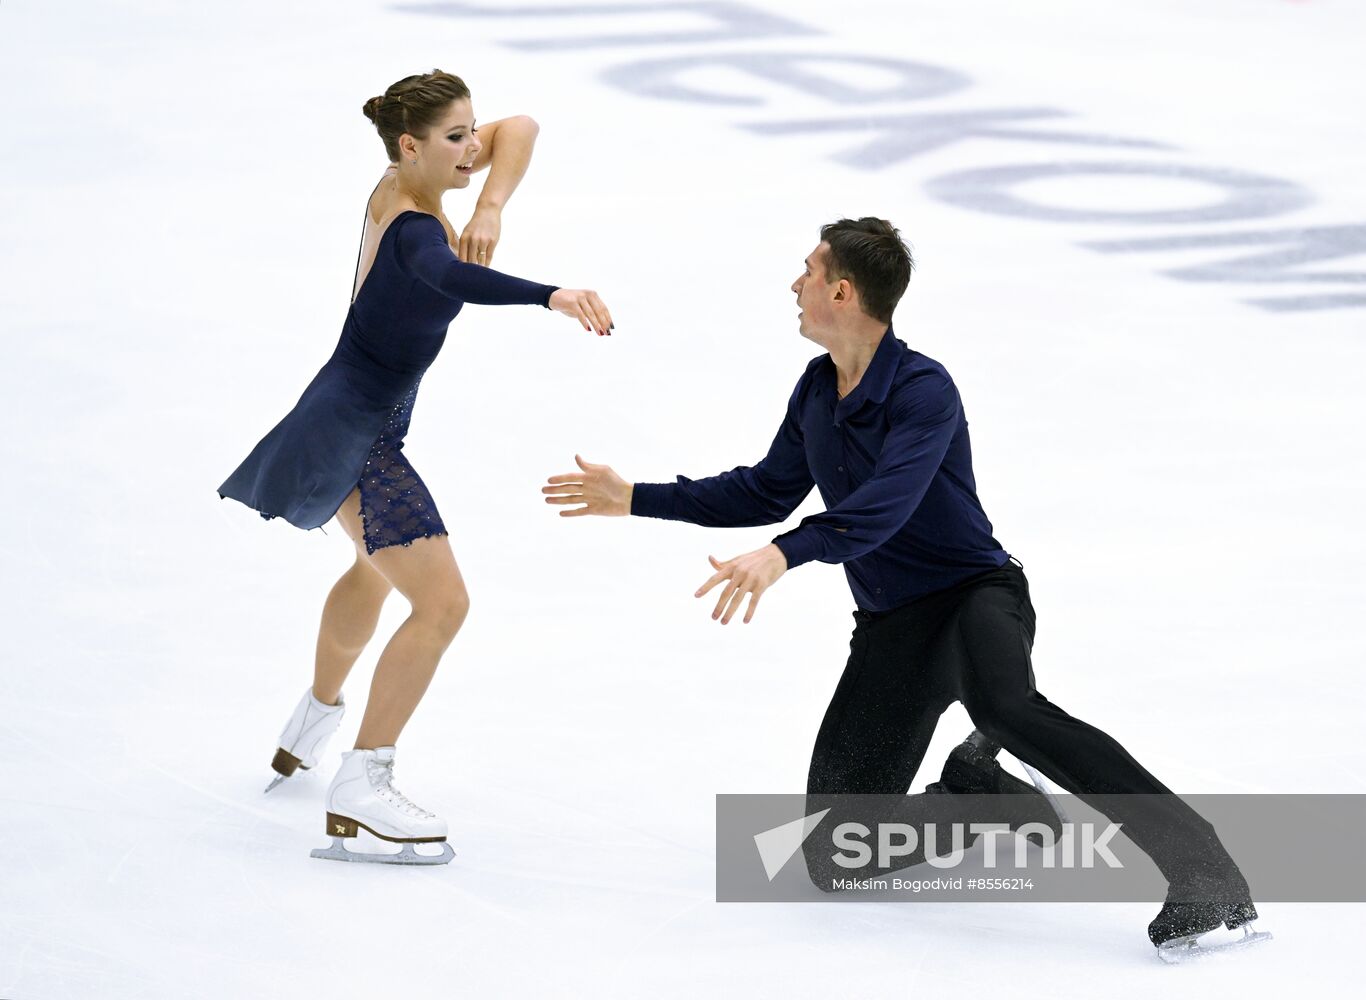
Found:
[542,218,1264,955]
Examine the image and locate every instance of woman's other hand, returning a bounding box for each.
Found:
[548,288,614,336]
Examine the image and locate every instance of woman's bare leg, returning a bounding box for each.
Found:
[331,486,469,748]
[312,563,392,706]
[312,487,395,705]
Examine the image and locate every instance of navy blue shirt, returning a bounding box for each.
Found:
[630,324,1009,611]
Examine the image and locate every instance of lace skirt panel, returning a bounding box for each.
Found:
[357,377,448,555]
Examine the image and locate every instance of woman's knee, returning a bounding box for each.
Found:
[416,587,470,636]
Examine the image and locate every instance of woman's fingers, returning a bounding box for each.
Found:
[585,302,606,335]
[590,296,611,334]
[553,291,612,335]
[578,292,609,335]
[579,304,601,336]
[458,231,496,265]
[590,292,614,331]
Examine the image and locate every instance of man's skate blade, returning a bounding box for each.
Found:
[309,836,455,866]
[1018,760,1070,825]
[1155,925,1272,964]
[263,774,287,794]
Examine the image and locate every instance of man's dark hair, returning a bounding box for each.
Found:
[818,217,914,324]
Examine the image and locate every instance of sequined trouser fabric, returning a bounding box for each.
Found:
[356,376,448,555]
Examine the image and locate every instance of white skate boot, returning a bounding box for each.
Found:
[264,687,346,793]
[309,746,455,866]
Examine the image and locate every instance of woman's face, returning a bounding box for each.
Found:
[418,98,482,189]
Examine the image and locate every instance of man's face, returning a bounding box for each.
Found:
[792,243,838,342]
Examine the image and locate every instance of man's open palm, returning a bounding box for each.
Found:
[542,454,632,516]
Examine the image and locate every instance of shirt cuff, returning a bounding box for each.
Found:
[541,285,559,308]
[630,482,676,519]
[771,526,821,570]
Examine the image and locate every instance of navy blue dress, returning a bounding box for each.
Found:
[218,208,559,554]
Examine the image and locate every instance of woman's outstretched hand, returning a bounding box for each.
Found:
[548,289,614,336]
[542,454,632,516]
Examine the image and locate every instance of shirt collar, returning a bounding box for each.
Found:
[830,323,899,417]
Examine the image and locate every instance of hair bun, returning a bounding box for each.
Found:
[363,72,470,160]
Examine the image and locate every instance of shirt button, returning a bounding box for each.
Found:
[837,465,844,472]
[876,588,883,594]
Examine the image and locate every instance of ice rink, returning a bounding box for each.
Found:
[2,0,1364,995]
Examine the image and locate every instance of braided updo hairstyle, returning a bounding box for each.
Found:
[361,70,472,164]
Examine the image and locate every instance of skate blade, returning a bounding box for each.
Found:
[1018,760,1070,825]
[309,836,455,866]
[1156,924,1272,964]
[264,764,318,793]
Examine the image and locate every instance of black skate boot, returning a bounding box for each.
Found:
[923,731,1064,848]
[1148,864,1270,962]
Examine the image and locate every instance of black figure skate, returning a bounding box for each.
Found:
[924,731,1065,848]
[1149,865,1271,962]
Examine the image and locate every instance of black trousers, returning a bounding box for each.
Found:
[804,558,1236,885]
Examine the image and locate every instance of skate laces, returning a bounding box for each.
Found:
[365,755,436,820]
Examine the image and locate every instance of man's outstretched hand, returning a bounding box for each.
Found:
[542,454,632,516]
[695,544,788,624]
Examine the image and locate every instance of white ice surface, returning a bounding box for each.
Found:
[2,0,1363,996]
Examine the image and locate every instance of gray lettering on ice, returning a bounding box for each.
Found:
[924,161,1309,225]
[601,52,970,106]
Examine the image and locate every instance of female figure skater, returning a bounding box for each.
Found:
[217,70,614,865]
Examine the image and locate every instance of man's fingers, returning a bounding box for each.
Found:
[542,481,583,492]
[544,494,586,505]
[743,591,762,624]
[720,587,747,624]
[695,570,727,598]
[711,581,738,620]
[558,505,591,517]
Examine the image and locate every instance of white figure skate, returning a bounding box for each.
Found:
[309,746,455,866]
[264,687,346,793]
